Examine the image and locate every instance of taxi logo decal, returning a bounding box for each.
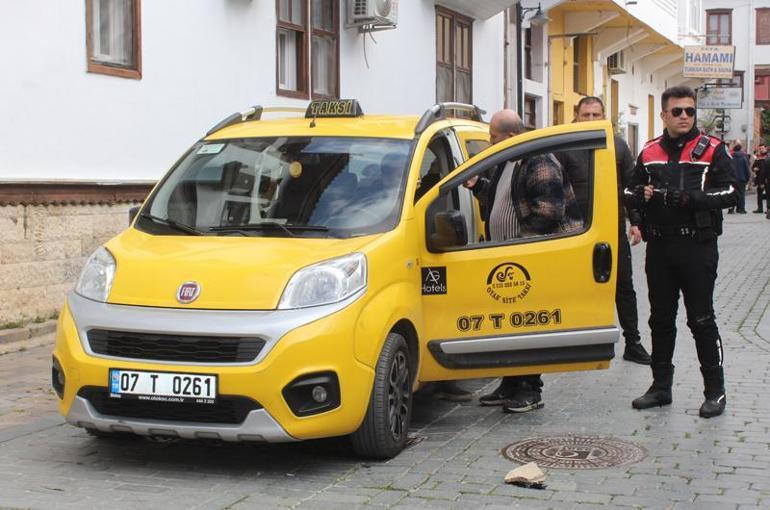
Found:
[486,262,531,303]
[421,267,447,295]
[177,281,201,304]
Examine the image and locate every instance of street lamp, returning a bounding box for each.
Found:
[524,4,550,27]
[515,3,551,117]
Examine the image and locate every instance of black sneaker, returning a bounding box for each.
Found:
[623,342,651,365]
[502,391,544,413]
[432,381,472,402]
[753,209,764,213]
[479,380,517,406]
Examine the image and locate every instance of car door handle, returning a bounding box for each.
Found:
[593,242,612,283]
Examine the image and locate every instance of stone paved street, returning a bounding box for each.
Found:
[1,212,769,510]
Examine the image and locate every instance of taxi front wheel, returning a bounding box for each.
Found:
[350,332,412,459]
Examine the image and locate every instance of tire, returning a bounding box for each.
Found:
[350,332,412,459]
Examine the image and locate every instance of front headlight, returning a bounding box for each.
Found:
[75,247,116,303]
[278,253,367,309]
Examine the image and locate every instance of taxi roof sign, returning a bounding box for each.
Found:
[305,99,364,119]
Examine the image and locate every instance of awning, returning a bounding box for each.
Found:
[435,0,516,20]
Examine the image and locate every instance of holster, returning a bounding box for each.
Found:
[694,210,715,241]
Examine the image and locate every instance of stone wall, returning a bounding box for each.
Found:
[0,203,138,327]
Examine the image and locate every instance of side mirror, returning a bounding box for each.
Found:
[128,206,141,225]
[429,211,468,251]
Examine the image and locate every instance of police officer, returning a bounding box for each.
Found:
[624,86,737,418]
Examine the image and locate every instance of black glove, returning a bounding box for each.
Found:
[625,185,647,208]
[663,189,704,209]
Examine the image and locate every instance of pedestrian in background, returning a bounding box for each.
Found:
[752,143,768,214]
[624,85,737,418]
[727,143,750,214]
[556,96,651,364]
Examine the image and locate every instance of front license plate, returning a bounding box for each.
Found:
[109,369,217,404]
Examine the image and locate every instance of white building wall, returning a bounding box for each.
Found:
[701,0,770,148]
[0,1,505,182]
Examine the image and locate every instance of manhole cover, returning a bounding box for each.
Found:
[502,435,646,469]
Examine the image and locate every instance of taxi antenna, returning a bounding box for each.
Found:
[309,111,318,128]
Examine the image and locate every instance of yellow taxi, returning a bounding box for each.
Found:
[53,100,620,459]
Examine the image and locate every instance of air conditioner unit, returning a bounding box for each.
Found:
[607,51,627,75]
[347,0,398,28]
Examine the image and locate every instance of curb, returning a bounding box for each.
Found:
[0,319,56,346]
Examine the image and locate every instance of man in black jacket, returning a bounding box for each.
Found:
[624,86,736,418]
[728,143,750,214]
[752,144,768,213]
[557,96,651,365]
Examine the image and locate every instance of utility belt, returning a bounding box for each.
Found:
[644,211,717,242]
[645,225,697,239]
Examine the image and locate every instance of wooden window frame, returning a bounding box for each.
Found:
[757,8,770,45]
[573,36,588,96]
[276,0,339,100]
[276,0,310,99]
[524,95,537,130]
[85,0,142,80]
[706,9,732,45]
[435,7,473,104]
[524,27,533,80]
[310,0,340,100]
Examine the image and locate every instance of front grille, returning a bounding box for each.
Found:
[87,329,265,363]
[79,387,261,424]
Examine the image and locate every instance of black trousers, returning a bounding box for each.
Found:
[616,230,640,344]
[757,186,769,212]
[500,375,543,394]
[645,235,723,368]
[735,182,747,212]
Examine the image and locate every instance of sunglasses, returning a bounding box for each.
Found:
[668,107,696,118]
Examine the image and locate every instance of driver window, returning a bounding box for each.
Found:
[414,136,455,203]
[426,147,589,252]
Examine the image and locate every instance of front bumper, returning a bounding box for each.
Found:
[54,292,375,441]
[66,396,294,442]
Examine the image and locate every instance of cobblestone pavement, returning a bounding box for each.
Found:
[1,213,768,510]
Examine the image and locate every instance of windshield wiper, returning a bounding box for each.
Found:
[209,222,330,237]
[140,213,204,236]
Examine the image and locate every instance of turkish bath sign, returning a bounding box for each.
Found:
[684,46,735,78]
[697,87,743,109]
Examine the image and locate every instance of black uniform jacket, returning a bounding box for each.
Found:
[624,127,737,228]
[556,136,635,228]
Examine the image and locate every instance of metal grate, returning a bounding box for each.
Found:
[87,329,265,363]
[353,0,368,17]
[79,387,261,424]
[502,435,646,469]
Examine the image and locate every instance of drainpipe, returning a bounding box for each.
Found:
[747,0,756,150]
[504,8,510,109]
[516,2,524,117]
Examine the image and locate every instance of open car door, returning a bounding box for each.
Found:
[414,121,619,382]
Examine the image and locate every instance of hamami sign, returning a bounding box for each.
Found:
[683,46,735,79]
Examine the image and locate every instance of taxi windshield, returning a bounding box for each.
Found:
[138,137,412,238]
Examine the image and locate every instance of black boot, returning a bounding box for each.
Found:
[623,342,651,365]
[699,366,726,418]
[632,364,673,409]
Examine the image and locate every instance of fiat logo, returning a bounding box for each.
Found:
[176,281,201,304]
